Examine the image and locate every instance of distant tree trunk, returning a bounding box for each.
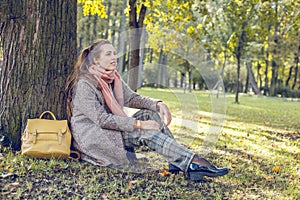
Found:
[92,15,98,42]
[292,47,299,90]
[264,25,272,96]
[104,1,112,39]
[118,0,127,73]
[138,27,146,88]
[286,66,293,87]
[0,0,77,149]
[257,62,262,89]
[180,72,185,89]
[148,48,153,63]
[246,61,260,95]
[244,67,249,93]
[234,23,246,104]
[85,15,92,45]
[158,48,163,87]
[174,71,178,88]
[162,53,167,87]
[235,54,241,103]
[128,0,146,91]
[270,3,279,96]
[188,68,193,93]
[111,8,117,45]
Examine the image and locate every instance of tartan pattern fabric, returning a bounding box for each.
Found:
[122,109,195,172]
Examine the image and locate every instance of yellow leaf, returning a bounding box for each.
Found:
[187,26,195,35]
[159,171,171,177]
[264,175,275,182]
[272,166,281,173]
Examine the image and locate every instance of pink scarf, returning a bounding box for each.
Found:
[91,67,127,117]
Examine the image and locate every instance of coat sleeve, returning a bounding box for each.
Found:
[73,80,136,132]
[122,80,160,111]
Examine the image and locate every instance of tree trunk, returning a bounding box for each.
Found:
[246,61,260,95]
[234,23,246,104]
[235,54,241,103]
[117,0,127,74]
[188,68,193,93]
[270,59,278,96]
[270,2,279,96]
[158,48,163,87]
[162,53,167,88]
[263,25,272,96]
[138,27,146,88]
[286,66,293,87]
[244,67,249,93]
[257,62,262,89]
[0,0,77,149]
[127,0,146,91]
[292,47,299,90]
[104,1,112,39]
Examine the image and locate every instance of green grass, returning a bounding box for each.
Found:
[1,87,299,199]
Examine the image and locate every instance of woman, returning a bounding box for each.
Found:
[65,39,228,181]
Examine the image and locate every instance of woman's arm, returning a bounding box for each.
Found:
[122,80,159,111]
[122,81,172,126]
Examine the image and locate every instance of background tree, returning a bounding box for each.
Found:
[75,0,300,98]
[0,0,77,149]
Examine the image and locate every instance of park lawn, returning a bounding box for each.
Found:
[1,88,299,199]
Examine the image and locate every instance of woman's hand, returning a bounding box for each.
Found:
[140,120,161,130]
[157,102,172,126]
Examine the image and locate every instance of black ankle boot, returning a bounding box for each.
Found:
[168,164,181,174]
[187,163,229,181]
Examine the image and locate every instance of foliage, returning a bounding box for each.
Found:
[75,0,300,97]
[78,0,108,18]
[1,88,299,199]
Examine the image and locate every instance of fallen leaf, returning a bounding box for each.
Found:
[272,166,281,173]
[159,171,171,177]
[264,175,275,182]
[252,157,257,161]
[128,180,138,190]
[242,153,248,158]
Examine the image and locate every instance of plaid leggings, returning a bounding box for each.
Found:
[122,109,195,172]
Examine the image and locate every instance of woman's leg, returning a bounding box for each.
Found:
[122,109,228,180]
[122,127,195,172]
[122,109,194,172]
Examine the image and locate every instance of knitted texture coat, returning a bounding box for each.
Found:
[70,79,158,166]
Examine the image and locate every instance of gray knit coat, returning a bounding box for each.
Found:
[70,79,158,166]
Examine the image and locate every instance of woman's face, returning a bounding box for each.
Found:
[94,44,117,71]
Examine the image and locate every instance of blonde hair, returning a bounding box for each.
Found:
[65,39,112,121]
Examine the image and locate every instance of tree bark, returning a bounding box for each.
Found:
[0,0,77,149]
[286,66,293,87]
[117,0,127,74]
[246,61,260,95]
[292,47,299,90]
[270,2,279,96]
[128,0,146,91]
[234,23,246,104]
